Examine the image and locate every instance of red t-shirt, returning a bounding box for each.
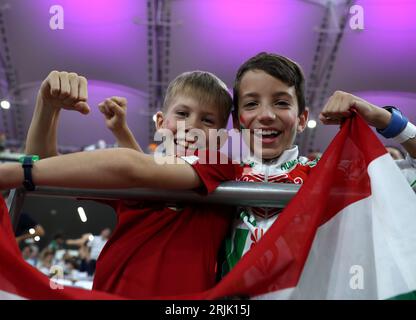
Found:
[92,151,237,299]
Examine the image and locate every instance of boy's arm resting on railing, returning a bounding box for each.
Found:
[0,148,201,191]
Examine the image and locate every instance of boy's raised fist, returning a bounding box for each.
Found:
[319,90,391,130]
[98,96,128,132]
[39,70,90,114]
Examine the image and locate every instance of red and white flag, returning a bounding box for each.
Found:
[202,114,416,300]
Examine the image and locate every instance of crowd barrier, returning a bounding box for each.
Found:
[6,182,301,230]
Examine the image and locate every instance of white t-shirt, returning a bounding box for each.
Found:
[88,236,107,260]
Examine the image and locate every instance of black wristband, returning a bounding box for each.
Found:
[19,155,39,191]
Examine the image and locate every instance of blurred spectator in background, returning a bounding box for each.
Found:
[78,240,92,275]
[48,233,66,252]
[21,244,40,267]
[83,139,108,151]
[66,228,111,276]
[66,233,91,248]
[15,212,45,246]
[66,233,91,275]
[386,145,405,160]
[37,248,55,275]
[385,145,416,190]
[64,258,79,275]
[21,245,32,262]
[87,228,111,275]
[28,245,39,267]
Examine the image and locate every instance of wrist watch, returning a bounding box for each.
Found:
[19,155,40,191]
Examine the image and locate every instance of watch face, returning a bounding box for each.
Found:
[19,155,40,164]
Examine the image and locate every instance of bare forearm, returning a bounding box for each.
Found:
[33,149,145,189]
[112,127,143,152]
[0,149,136,190]
[66,239,82,246]
[25,95,60,158]
[0,148,200,191]
[17,227,43,241]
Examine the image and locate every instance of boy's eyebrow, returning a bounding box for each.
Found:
[241,92,294,99]
[172,104,218,118]
[272,92,294,100]
[172,104,190,109]
[199,108,219,118]
[241,92,260,99]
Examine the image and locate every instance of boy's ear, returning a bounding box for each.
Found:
[155,111,165,130]
[232,110,240,131]
[297,107,309,133]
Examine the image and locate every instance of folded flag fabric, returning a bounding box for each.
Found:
[202,114,416,300]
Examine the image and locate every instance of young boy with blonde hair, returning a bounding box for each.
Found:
[1,70,237,298]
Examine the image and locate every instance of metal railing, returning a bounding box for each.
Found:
[6,182,301,230]
[6,180,416,232]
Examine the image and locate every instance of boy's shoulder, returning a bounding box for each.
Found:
[180,149,235,166]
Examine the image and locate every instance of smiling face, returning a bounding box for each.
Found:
[235,70,308,160]
[156,93,226,156]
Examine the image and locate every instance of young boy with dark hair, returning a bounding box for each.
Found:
[223,52,416,273]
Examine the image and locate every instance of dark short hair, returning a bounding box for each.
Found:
[163,71,233,127]
[233,52,306,115]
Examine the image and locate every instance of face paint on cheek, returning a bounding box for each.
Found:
[239,114,248,130]
[239,113,256,133]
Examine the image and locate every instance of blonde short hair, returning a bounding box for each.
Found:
[163,71,232,126]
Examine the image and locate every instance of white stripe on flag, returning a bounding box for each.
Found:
[0,290,26,300]
[255,154,416,300]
